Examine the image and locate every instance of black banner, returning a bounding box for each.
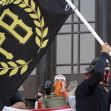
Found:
[0,0,72,105]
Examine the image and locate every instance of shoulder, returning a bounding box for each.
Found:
[76,80,87,92]
[11,91,25,103]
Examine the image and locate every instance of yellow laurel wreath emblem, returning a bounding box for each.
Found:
[0,31,32,77]
[13,0,49,53]
[0,0,49,52]
[0,0,14,6]
[0,0,49,76]
[0,60,32,77]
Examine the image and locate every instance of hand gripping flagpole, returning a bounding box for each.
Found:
[65,0,111,57]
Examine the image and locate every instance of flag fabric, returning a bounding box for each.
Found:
[0,0,72,106]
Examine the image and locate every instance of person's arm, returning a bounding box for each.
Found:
[10,91,26,109]
[88,43,111,91]
[87,52,109,91]
[11,101,25,109]
[61,81,68,97]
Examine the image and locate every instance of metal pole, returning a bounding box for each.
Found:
[65,0,111,56]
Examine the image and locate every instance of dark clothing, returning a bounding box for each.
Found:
[11,91,25,105]
[75,53,110,111]
[0,91,25,110]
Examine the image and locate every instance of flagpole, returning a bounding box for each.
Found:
[65,0,111,56]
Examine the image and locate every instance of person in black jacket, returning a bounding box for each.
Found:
[75,43,111,111]
[10,91,26,109]
[1,91,26,110]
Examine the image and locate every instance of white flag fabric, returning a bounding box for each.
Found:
[2,106,28,111]
[53,108,75,111]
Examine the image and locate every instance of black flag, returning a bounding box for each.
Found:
[0,0,72,106]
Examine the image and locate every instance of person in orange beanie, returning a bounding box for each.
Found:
[53,74,68,97]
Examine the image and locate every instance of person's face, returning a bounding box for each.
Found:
[103,69,111,84]
[54,79,66,87]
[55,79,65,82]
[83,72,92,79]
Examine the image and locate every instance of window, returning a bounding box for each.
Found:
[56,0,95,75]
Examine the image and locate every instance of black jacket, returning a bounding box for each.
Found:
[75,53,110,111]
[0,91,25,110]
